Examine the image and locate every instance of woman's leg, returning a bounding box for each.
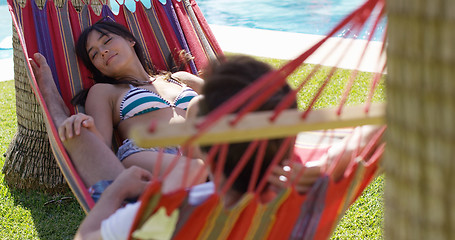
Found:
[122,151,207,193]
[63,129,124,187]
[32,53,124,187]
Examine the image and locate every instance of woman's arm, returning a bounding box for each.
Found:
[171,71,204,94]
[180,95,206,161]
[57,113,104,142]
[268,125,384,193]
[185,95,203,121]
[74,166,152,240]
[325,125,383,181]
[85,84,117,147]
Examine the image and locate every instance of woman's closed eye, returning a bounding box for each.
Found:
[91,51,98,60]
[104,37,112,45]
[90,37,112,60]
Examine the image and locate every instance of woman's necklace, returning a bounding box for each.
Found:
[137,76,156,85]
[148,77,157,84]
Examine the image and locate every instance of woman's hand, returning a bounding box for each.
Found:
[58,113,100,141]
[108,166,153,201]
[268,160,323,194]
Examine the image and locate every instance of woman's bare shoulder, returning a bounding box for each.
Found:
[89,83,117,91]
[86,83,126,103]
[88,83,125,96]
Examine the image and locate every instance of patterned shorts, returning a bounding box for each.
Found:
[116,139,180,161]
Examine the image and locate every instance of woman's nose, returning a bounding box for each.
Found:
[101,48,109,56]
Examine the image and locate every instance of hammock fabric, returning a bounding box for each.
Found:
[8,0,223,212]
[127,0,387,239]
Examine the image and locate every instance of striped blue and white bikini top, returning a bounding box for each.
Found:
[119,79,198,121]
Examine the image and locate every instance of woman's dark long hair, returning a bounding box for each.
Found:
[71,19,156,106]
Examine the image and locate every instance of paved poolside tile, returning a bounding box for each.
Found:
[210,24,386,73]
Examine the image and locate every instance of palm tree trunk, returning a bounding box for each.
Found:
[2,0,104,193]
[385,0,455,238]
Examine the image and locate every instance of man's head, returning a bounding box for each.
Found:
[199,55,296,193]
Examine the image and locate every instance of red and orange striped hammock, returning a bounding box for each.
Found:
[9,0,387,238]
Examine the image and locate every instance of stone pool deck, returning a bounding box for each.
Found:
[210,24,385,73]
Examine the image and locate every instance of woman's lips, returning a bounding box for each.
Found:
[106,53,118,66]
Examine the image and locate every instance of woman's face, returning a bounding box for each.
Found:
[86,30,136,78]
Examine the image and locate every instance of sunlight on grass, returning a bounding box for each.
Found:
[0,80,37,239]
[0,80,85,239]
[331,176,384,239]
[256,55,386,110]
[0,180,38,239]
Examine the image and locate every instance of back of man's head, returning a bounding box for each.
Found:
[199,55,296,193]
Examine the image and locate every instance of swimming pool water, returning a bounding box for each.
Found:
[0,0,12,59]
[196,0,385,41]
[111,0,385,41]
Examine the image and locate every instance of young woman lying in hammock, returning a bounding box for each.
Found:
[31,19,208,201]
[73,55,381,240]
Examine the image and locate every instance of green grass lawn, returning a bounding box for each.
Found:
[0,80,86,239]
[0,56,385,239]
